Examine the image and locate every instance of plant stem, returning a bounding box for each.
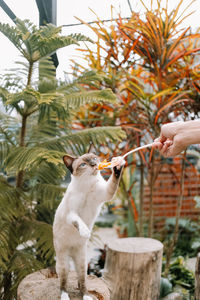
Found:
[16,115,27,188]
[3,271,12,300]
[121,178,139,236]
[148,154,155,237]
[139,156,144,236]
[164,150,186,277]
[16,61,33,188]
[27,62,33,86]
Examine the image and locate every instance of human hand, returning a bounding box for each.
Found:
[153,121,187,157]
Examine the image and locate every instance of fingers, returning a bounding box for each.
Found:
[153,138,173,157]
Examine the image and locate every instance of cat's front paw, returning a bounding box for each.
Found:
[61,291,70,300]
[111,156,125,170]
[79,226,91,239]
[83,295,93,300]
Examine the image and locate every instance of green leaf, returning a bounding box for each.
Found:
[33,221,55,263]
[0,19,93,63]
[0,22,24,54]
[160,277,173,298]
[40,126,126,155]
[5,146,64,172]
[62,88,117,109]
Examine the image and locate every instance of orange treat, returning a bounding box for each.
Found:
[98,159,112,170]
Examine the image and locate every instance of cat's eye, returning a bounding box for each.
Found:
[79,163,86,167]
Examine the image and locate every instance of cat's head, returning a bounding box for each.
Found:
[63,153,100,177]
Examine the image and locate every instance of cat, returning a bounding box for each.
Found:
[53,152,125,300]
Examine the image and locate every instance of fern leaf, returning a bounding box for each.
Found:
[0,112,20,147]
[5,147,64,172]
[0,178,26,221]
[63,88,117,109]
[0,22,24,54]
[33,221,55,263]
[40,126,126,155]
[8,250,43,292]
[38,88,117,108]
[0,222,10,269]
[27,161,66,184]
[6,87,40,107]
[35,34,93,61]
[33,183,65,207]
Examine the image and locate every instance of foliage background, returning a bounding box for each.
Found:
[0,0,200,299]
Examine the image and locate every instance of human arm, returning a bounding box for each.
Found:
[153,119,200,157]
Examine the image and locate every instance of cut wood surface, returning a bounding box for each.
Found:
[103,237,163,300]
[17,269,110,300]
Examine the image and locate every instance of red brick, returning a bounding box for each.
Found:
[142,158,200,230]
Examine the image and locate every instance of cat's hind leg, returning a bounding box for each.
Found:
[61,291,70,300]
[56,253,70,300]
[72,246,93,300]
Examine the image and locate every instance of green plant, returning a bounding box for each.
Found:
[75,0,200,241]
[168,256,195,298]
[159,277,173,298]
[163,218,200,258]
[0,19,126,299]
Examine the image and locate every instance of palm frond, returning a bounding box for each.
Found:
[33,183,65,208]
[7,250,43,295]
[27,161,66,184]
[0,22,24,54]
[73,70,104,88]
[0,141,11,168]
[33,32,93,62]
[0,112,20,146]
[5,146,64,173]
[0,222,10,270]
[0,19,93,63]
[38,88,117,113]
[5,126,126,171]
[62,88,117,109]
[33,221,55,264]
[0,177,26,221]
[5,87,40,113]
[40,126,126,155]
[37,87,117,122]
[38,57,57,87]
[0,86,10,103]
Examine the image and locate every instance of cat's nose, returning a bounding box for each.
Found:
[90,159,97,166]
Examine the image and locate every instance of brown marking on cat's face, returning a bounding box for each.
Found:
[63,153,100,177]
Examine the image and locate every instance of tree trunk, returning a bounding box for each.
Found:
[103,237,163,300]
[195,253,200,300]
[17,269,110,300]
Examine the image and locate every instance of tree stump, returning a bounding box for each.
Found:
[103,237,163,300]
[17,269,110,300]
[195,252,200,300]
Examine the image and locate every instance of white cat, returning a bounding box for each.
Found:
[53,153,125,300]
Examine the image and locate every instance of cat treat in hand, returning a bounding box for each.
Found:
[98,156,125,170]
[98,143,153,170]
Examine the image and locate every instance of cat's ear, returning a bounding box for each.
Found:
[63,155,76,173]
[88,142,96,154]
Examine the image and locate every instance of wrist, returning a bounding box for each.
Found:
[177,120,200,147]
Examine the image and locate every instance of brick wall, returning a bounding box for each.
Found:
[143,157,200,230]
